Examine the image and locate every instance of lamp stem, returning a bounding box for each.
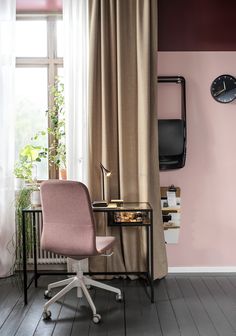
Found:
[101,167,105,200]
[100,163,111,202]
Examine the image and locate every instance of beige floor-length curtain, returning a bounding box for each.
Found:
[88,0,167,280]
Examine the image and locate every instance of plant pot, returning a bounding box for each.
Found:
[59,168,67,180]
[31,190,41,207]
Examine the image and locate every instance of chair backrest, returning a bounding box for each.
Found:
[40,180,97,257]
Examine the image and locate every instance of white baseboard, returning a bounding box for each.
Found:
[168,266,236,273]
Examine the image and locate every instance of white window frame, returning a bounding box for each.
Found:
[16,14,63,179]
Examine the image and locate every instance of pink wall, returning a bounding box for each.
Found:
[16,0,62,13]
[158,52,236,267]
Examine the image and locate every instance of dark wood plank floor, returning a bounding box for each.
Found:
[1,274,236,335]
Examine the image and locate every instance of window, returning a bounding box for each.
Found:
[16,20,47,57]
[15,16,63,180]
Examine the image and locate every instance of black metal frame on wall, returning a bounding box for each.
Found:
[157,76,187,171]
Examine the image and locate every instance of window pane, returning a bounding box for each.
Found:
[15,68,48,180]
[57,67,64,78]
[56,20,63,57]
[16,20,47,57]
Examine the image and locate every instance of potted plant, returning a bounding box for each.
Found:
[14,163,29,190]
[47,78,66,179]
[12,130,48,276]
[14,144,47,182]
[14,143,47,206]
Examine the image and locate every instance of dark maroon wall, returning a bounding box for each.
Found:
[158,0,236,51]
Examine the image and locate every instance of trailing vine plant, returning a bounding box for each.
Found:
[47,78,66,170]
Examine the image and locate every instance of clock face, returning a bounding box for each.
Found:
[210,74,236,103]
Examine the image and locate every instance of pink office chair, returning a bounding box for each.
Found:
[40,180,122,324]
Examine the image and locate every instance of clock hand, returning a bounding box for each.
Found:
[223,81,226,90]
[214,88,226,97]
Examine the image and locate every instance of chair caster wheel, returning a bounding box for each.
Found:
[43,310,52,320]
[44,290,52,299]
[92,314,101,324]
[116,293,123,302]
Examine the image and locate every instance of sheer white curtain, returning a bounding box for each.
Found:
[0,0,16,277]
[63,0,89,272]
[63,0,88,183]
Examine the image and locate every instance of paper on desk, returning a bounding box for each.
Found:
[107,203,117,208]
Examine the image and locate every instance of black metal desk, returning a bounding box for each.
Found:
[22,202,154,304]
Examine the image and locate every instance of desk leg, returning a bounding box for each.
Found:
[22,211,27,305]
[32,212,38,287]
[146,225,150,287]
[150,211,154,303]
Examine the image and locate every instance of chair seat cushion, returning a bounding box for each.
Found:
[96,236,116,253]
[68,236,116,260]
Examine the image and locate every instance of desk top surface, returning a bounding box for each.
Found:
[93,202,152,212]
[22,202,152,213]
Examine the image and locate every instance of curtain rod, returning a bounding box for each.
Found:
[17,12,62,18]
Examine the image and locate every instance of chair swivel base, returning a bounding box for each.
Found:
[42,271,122,324]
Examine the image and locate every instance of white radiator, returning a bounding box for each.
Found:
[27,212,67,265]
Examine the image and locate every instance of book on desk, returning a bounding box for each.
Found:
[92,199,123,208]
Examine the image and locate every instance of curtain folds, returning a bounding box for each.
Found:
[0,0,16,277]
[63,0,89,272]
[88,0,167,279]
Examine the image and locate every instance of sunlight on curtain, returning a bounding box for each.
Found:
[63,0,88,184]
[0,0,16,277]
[63,0,89,273]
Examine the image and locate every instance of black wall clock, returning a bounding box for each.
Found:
[210,74,236,103]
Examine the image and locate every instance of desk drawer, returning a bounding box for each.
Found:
[108,211,151,226]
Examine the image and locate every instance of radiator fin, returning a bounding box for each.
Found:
[27,212,67,265]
